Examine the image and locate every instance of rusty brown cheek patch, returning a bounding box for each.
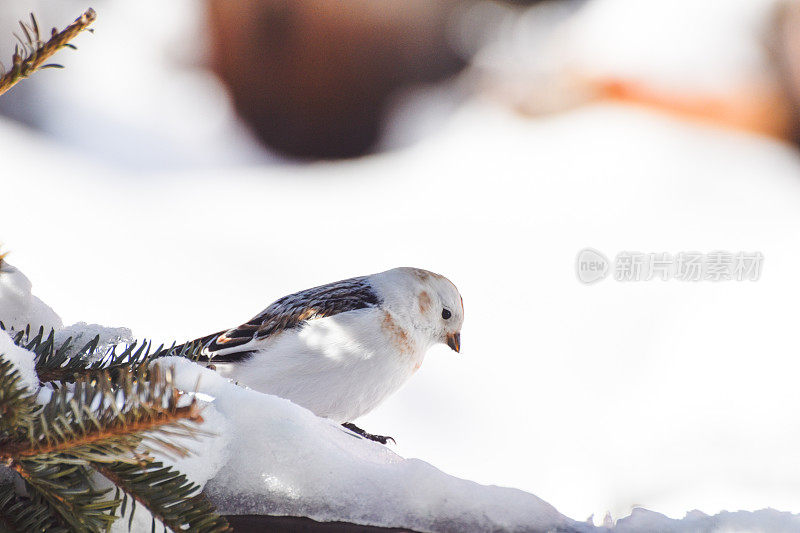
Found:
[418,291,432,314]
[382,311,412,354]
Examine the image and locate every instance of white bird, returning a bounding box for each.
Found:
[186,267,463,443]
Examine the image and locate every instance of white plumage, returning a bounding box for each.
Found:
[194,267,464,429]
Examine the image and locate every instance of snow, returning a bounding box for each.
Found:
[0,261,62,335]
[0,329,39,393]
[0,259,132,358]
[54,322,133,354]
[159,356,580,533]
[613,508,800,533]
[100,399,231,533]
[158,399,231,488]
[4,0,800,529]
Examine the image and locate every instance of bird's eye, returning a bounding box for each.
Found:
[441,308,451,320]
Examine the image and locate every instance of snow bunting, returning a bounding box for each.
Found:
[187,267,463,443]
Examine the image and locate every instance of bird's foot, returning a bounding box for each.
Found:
[342,422,395,445]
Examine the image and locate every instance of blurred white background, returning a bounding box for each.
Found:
[2,0,800,526]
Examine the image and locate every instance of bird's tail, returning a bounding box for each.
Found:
[153,330,256,363]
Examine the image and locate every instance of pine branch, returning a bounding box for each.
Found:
[0,358,37,436]
[11,461,118,533]
[0,479,68,533]
[98,461,231,533]
[1,328,229,531]
[38,338,205,384]
[0,357,220,532]
[0,354,70,531]
[4,404,203,463]
[0,8,96,97]
[0,367,206,464]
[0,323,206,384]
[36,331,140,385]
[1,324,102,384]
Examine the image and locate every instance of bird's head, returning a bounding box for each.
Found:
[372,267,463,353]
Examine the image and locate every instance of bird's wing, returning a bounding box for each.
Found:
[195,275,381,362]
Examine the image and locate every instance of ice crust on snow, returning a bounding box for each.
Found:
[54,322,134,355]
[159,356,583,533]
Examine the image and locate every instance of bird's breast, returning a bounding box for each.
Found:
[379,310,416,356]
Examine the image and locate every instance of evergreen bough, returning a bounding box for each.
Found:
[0,326,230,532]
[0,9,96,97]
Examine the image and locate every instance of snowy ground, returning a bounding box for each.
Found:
[3,0,800,529]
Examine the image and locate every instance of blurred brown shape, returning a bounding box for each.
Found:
[773,0,800,145]
[207,0,466,159]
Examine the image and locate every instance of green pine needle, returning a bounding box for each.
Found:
[0,9,96,97]
[0,480,68,533]
[0,322,206,384]
[14,460,118,533]
[99,461,231,533]
[0,345,229,532]
[0,357,38,436]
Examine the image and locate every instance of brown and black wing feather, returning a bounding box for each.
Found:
[192,275,381,363]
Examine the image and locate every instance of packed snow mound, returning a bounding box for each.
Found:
[158,399,231,488]
[0,260,133,356]
[159,356,584,533]
[0,261,62,334]
[159,356,800,533]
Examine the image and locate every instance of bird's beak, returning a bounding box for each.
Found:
[446,332,461,353]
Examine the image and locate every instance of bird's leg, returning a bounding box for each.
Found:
[342,422,395,445]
